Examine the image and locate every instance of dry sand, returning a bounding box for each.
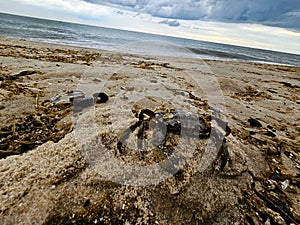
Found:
[0,36,299,224]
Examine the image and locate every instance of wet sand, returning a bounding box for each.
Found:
[0,36,299,224]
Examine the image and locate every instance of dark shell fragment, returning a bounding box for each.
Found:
[93,92,109,104]
[248,118,262,127]
[265,130,276,137]
[117,109,212,154]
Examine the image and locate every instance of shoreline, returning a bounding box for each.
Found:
[0,36,299,224]
[1,35,299,67]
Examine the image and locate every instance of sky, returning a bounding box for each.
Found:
[1,0,300,54]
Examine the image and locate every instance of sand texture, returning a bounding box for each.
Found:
[0,36,299,224]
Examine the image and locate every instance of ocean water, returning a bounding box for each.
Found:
[0,12,299,66]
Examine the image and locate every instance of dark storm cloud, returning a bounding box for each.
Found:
[83,0,300,29]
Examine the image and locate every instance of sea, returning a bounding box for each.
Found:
[0,12,299,66]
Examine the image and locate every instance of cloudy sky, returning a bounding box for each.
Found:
[1,0,300,54]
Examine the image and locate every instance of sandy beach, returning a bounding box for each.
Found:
[0,36,299,224]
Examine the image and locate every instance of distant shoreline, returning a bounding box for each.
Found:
[1,11,299,56]
[1,12,300,66]
[1,35,299,68]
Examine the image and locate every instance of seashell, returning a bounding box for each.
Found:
[93,92,109,104]
[52,99,71,106]
[69,90,85,102]
[248,118,262,127]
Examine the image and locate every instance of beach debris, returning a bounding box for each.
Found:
[280,180,290,190]
[215,138,228,172]
[279,81,293,88]
[251,183,299,224]
[50,95,71,106]
[92,78,102,83]
[132,61,183,71]
[83,199,91,208]
[93,92,109,104]
[232,86,271,101]
[69,90,85,102]
[0,99,72,158]
[267,125,276,132]
[0,43,103,64]
[213,135,229,173]
[49,91,109,113]
[248,118,262,127]
[117,108,211,155]
[0,74,44,97]
[0,86,105,157]
[1,70,38,81]
[264,130,276,137]
[210,125,231,173]
[14,70,37,77]
[51,91,85,106]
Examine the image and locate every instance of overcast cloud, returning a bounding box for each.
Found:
[84,0,300,30]
[1,0,299,54]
